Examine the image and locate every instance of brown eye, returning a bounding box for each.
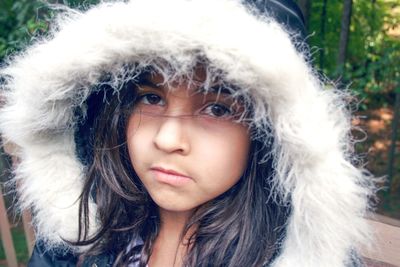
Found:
[204,103,233,118]
[139,93,165,105]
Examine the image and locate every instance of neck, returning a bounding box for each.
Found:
[159,208,193,237]
[148,209,195,267]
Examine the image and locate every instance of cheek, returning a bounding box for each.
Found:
[126,115,150,169]
[199,126,250,188]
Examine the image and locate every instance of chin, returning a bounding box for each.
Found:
[157,202,197,213]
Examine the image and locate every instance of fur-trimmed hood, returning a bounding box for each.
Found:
[0,0,374,266]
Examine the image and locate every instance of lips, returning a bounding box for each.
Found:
[150,166,191,178]
[150,166,192,186]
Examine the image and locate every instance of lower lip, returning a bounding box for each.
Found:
[151,170,192,186]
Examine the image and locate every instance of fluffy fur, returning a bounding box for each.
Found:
[0,0,375,266]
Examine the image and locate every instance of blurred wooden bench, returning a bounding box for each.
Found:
[362,214,400,267]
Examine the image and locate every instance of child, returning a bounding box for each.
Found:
[0,0,375,266]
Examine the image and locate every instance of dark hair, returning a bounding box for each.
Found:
[73,69,290,266]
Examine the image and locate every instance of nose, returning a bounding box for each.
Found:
[153,116,190,155]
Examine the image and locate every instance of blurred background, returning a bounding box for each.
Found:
[296,0,400,219]
[0,0,399,265]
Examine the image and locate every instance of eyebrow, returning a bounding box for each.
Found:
[138,78,164,90]
[198,85,233,96]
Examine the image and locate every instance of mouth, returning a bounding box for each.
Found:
[150,166,192,186]
[150,166,191,178]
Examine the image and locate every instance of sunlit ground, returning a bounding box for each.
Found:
[354,107,400,219]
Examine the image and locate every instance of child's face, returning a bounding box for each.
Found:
[126,69,251,213]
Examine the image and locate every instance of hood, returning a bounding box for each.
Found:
[0,0,374,266]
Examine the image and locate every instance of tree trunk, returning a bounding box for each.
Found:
[297,0,312,30]
[319,0,328,70]
[337,0,353,76]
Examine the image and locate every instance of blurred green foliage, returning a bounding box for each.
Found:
[0,227,29,263]
[0,0,100,62]
[0,0,47,60]
[306,0,400,109]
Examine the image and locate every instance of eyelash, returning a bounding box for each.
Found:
[138,93,165,106]
[136,93,235,118]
